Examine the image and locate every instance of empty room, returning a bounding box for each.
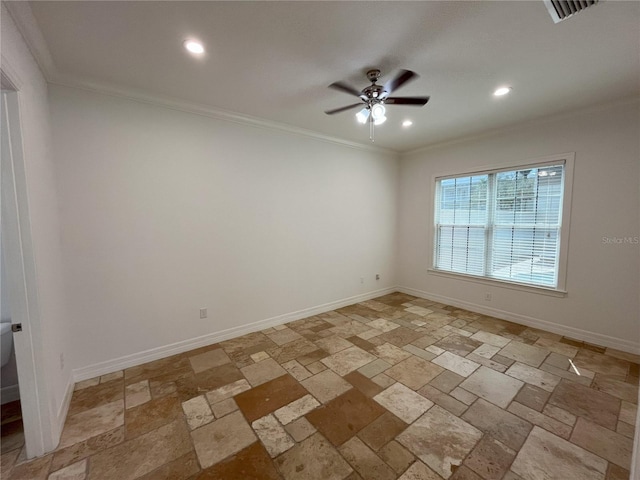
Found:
[1,1,639,479]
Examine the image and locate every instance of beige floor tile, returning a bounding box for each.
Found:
[284,417,317,442]
[570,417,633,468]
[191,410,257,469]
[372,343,413,365]
[188,349,231,374]
[397,461,442,480]
[470,331,510,348]
[211,397,238,418]
[450,386,477,405]
[250,351,270,362]
[513,384,550,412]
[252,414,295,458]
[274,394,320,425]
[275,433,353,480]
[505,362,560,392]
[542,404,576,426]
[462,399,532,450]
[89,419,192,480]
[358,358,392,378]
[205,378,251,404]
[533,337,578,358]
[374,383,434,424]
[301,369,352,403]
[378,440,415,474]
[385,356,444,390]
[339,437,396,480]
[507,402,572,439]
[58,400,124,449]
[463,435,514,480]
[125,380,151,409]
[592,374,638,403]
[321,346,377,376]
[548,379,620,430]
[367,319,401,333]
[241,358,287,386]
[432,351,480,377]
[398,405,482,479]
[315,335,354,354]
[47,459,87,480]
[280,359,312,381]
[459,366,523,408]
[498,342,548,368]
[267,328,303,346]
[573,349,630,377]
[471,343,501,359]
[619,401,637,425]
[181,395,214,430]
[511,426,607,480]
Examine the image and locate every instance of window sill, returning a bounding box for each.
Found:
[427,268,568,298]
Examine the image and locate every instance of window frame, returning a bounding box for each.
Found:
[427,153,574,296]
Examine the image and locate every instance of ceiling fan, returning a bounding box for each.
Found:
[324,69,430,137]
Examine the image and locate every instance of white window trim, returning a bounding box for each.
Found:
[427,152,575,295]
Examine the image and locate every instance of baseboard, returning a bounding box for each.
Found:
[1,384,20,404]
[73,286,397,382]
[52,374,74,446]
[397,286,640,355]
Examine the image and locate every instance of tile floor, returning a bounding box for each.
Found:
[1,293,638,479]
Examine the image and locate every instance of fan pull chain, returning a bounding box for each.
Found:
[369,117,374,142]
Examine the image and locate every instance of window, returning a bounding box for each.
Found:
[433,156,572,291]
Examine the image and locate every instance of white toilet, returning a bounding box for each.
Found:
[1,321,13,367]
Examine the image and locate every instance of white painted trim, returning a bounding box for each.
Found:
[1,384,20,404]
[48,77,397,156]
[3,2,57,80]
[73,287,397,382]
[397,285,640,354]
[52,376,74,445]
[403,96,640,157]
[631,389,640,480]
[0,89,55,457]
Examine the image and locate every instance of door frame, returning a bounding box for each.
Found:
[1,67,56,457]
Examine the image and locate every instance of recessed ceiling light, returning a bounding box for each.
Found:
[402,120,413,127]
[184,40,205,55]
[493,87,512,97]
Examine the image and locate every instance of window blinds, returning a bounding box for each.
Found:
[434,163,565,288]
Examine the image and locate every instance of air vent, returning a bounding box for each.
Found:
[544,0,599,23]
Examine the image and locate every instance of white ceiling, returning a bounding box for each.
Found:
[25,1,640,152]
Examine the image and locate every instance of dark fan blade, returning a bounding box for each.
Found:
[385,96,430,106]
[383,70,418,96]
[324,103,363,115]
[328,81,362,97]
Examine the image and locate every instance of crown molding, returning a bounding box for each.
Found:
[49,75,399,156]
[403,95,640,158]
[4,1,396,156]
[3,0,57,80]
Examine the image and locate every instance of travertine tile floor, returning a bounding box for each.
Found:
[1,293,638,479]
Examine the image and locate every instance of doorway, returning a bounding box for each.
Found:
[1,72,56,458]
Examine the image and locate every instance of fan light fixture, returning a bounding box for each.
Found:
[184,40,205,54]
[494,86,512,97]
[356,108,369,124]
[371,104,386,125]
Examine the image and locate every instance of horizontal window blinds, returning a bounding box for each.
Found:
[434,163,564,288]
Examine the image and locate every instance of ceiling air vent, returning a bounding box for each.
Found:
[544,0,599,23]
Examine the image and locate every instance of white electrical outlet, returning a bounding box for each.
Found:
[484,293,492,302]
[59,353,65,370]
[376,274,380,280]
[360,277,364,284]
[200,308,208,319]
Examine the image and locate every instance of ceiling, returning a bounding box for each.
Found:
[24,1,640,152]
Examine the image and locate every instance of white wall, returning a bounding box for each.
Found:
[48,85,399,374]
[1,3,72,451]
[398,100,640,352]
